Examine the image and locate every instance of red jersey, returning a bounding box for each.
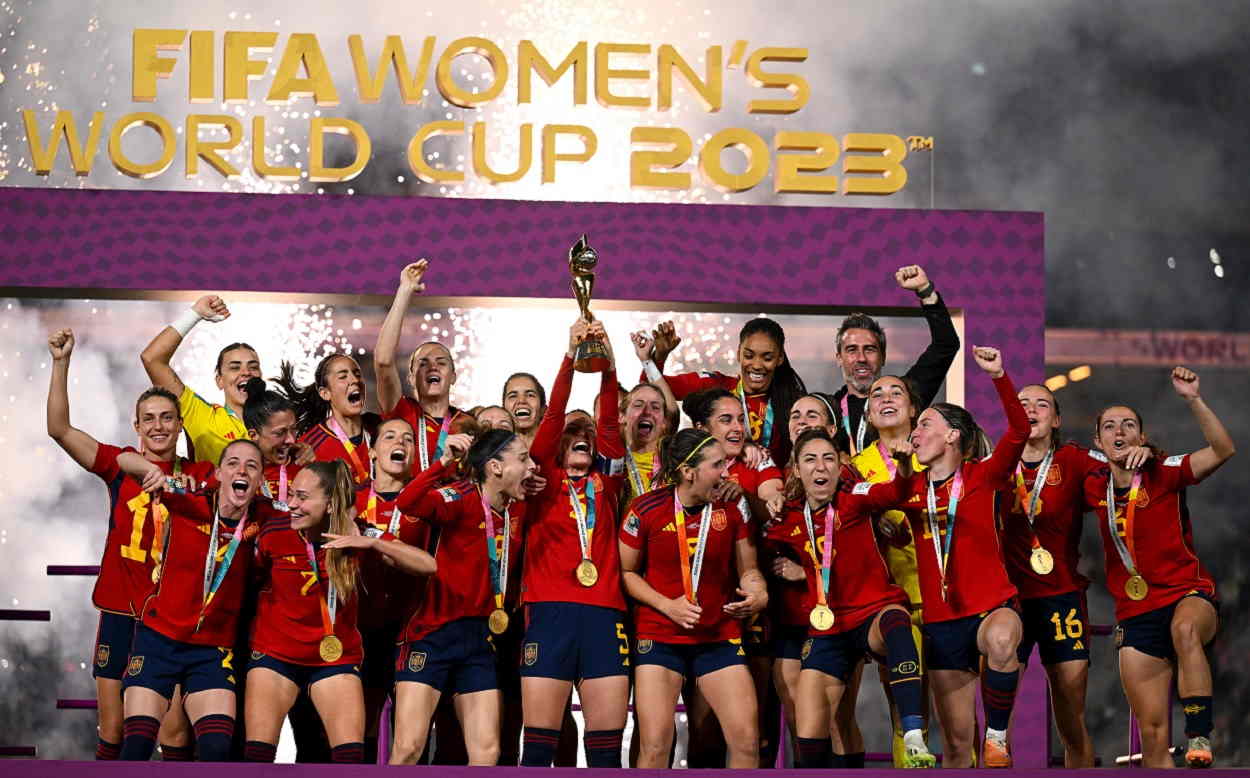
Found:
[397,476,526,642]
[355,482,430,631]
[301,421,372,485]
[384,396,471,477]
[88,444,215,616]
[261,462,302,505]
[891,374,1029,623]
[524,358,626,609]
[620,486,749,644]
[655,370,781,461]
[998,443,1100,600]
[1084,453,1214,621]
[765,472,909,634]
[140,493,273,647]
[251,515,364,666]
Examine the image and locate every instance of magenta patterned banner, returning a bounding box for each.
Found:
[0,187,1043,436]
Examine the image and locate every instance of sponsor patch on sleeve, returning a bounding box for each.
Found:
[1163,455,1184,467]
[437,487,462,503]
[1088,450,1108,463]
[852,481,872,495]
[623,512,641,537]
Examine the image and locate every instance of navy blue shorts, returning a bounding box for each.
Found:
[93,611,136,680]
[1017,590,1090,665]
[247,650,360,691]
[122,623,238,698]
[771,624,808,662]
[360,623,402,692]
[800,619,881,682]
[742,612,770,658]
[395,618,497,696]
[922,599,1019,673]
[520,603,629,682]
[1114,592,1219,661]
[633,638,745,679]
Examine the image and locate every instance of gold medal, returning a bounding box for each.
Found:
[575,559,599,587]
[1124,575,1149,601]
[488,608,510,635]
[1030,546,1054,575]
[151,564,162,584]
[319,634,343,663]
[809,604,835,631]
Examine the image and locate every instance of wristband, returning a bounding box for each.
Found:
[642,359,663,383]
[914,282,936,300]
[171,308,202,338]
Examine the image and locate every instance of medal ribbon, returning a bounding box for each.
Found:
[150,457,182,568]
[736,379,774,447]
[417,411,454,471]
[260,463,289,504]
[196,507,248,629]
[1106,471,1143,578]
[566,476,597,561]
[1014,447,1054,550]
[875,439,897,480]
[625,451,656,499]
[326,416,370,482]
[302,534,338,635]
[926,469,963,599]
[802,502,837,609]
[841,395,868,456]
[673,493,713,604]
[480,489,511,611]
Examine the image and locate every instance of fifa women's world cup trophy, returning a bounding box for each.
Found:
[568,234,610,372]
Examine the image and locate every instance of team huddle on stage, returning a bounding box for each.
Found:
[46,261,1234,769]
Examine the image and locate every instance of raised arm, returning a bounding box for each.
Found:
[632,330,680,425]
[974,346,1030,486]
[374,260,428,416]
[531,321,583,466]
[897,265,960,408]
[1170,367,1235,481]
[139,294,230,397]
[46,329,100,470]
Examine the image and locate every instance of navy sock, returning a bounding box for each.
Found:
[981,667,1020,732]
[363,735,379,764]
[845,751,866,768]
[1181,696,1213,738]
[584,728,623,768]
[520,726,560,767]
[160,743,195,761]
[795,736,832,768]
[830,752,848,767]
[243,740,276,762]
[332,742,366,763]
[880,608,925,732]
[119,715,159,761]
[193,714,235,762]
[95,738,121,761]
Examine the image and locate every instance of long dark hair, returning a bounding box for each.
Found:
[242,376,294,433]
[929,402,993,460]
[465,428,517,484]
[274,354,355,436]
[784,427,839,501]
[740,318,806,462]
[659,428,717,485]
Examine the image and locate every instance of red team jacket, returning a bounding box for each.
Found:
[997,443,1101,600]
[523,357,627,610]
[301,420,372,485]
[384,396,471,478]
[766,471,910,634]
[890,374,1029,623]
[652,370,781,463]
[139,491,276,647]
[89,444,215,617]
[355,484,431,632]
[620,486,749,644]
[251,515,365,666]
[396,467,526,642]
[1085,453,1216,621]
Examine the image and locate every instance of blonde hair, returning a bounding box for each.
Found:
[303,460,359,600]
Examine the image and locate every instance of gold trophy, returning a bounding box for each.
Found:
[568,234,610,372]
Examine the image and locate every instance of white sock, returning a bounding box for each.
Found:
[903,729,926,749]
[985,726,1008,742]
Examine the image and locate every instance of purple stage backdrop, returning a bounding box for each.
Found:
[0,187,1043,437]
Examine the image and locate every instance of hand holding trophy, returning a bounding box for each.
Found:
[568,234,610,372]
